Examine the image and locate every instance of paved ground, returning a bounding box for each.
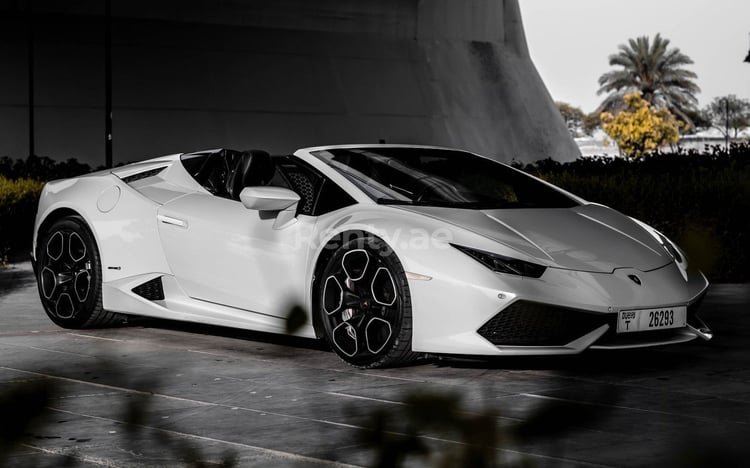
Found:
[1,261,749,467]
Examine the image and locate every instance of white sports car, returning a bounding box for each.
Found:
[32,145,712,368]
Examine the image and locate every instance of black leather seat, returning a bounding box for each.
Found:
[225,150,275,200]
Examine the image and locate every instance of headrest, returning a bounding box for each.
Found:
[226,150,274,200]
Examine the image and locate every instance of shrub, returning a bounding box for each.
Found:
[600,92,682,158]
[0,177,45,262]
[0,154,91,181]
[0,155,92,263]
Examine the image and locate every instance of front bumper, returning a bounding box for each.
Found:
[409,260,710,356]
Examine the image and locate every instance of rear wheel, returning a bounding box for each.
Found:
[36,216,123,328]
[317,234,418,368]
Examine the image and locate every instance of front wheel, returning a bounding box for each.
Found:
[36,215,123,328]
[317,234,418,368]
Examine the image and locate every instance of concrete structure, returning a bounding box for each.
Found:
[0,0,580,167]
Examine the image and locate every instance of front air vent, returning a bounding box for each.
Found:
[132,277,165,301]
[478,301,611,346]
[121,167,167,184]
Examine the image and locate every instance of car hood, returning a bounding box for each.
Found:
[396,204,671,273]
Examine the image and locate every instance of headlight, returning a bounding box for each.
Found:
[451,244,546,278]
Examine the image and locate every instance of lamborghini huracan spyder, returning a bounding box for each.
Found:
[32,145,712,367]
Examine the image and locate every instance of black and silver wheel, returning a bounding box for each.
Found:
[36,216,122,328]
[317,234,418,368]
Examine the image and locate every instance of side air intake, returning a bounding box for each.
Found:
[132,277,165,301]
[121,167,166,184]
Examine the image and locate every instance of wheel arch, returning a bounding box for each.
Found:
[310,228,401,339]
[35,207,88,259]
[35,210,126,329]
[310,231,346,339]
[310,227,418,367]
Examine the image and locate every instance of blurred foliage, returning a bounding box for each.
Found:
[285,304,308,334]
[0,291,746,466]
[119,378,238,467]
[601,92,682,158]
[0,358,616,467]
[358,387,619,467]
[515,142,750,282]
[0,380,57,457]
[2,358,745,467]
[0,303,307,465]
[0,361,237,467]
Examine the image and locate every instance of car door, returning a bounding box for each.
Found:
[156,190,315,320]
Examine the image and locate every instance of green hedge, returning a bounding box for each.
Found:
[0,155,92,262]
[0,177,45,261]
[515,143,750,282]
[0,154,92,181]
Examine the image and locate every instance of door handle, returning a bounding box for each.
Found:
[157,214,188,228]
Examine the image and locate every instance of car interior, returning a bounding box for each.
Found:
[180,149,354,216]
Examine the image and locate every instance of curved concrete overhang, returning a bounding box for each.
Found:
[0,0,579,164]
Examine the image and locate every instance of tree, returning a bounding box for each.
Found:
[556,102,586,138]
[597,34,700,128]
[582,112,601,136]
[700,95,750,139]
[556,102,600,138]
[600,92,681,158]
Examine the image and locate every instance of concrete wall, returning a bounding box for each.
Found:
[0,0,580,166]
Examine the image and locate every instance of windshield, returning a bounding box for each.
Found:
[312,147,579,209]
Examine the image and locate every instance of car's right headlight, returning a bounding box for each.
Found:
[451,244,546,278]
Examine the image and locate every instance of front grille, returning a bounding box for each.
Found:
[477,301,610,346]
[132,277,165,301]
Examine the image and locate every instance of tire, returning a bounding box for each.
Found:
[317,233,419,368]
[36,216,124,328]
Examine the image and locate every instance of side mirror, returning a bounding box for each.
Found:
[240,186,300,211]
[239,186,300,229]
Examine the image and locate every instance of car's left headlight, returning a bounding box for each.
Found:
[451,244,546,278]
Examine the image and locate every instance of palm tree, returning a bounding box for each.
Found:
[597,34,700,127]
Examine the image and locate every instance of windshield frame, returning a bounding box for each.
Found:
[310,146,580,210]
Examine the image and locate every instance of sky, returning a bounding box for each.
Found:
[519,0,750,113]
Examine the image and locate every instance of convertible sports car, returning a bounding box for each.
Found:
[31,144,712,368]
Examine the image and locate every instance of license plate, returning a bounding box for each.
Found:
[616,306,687,333]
